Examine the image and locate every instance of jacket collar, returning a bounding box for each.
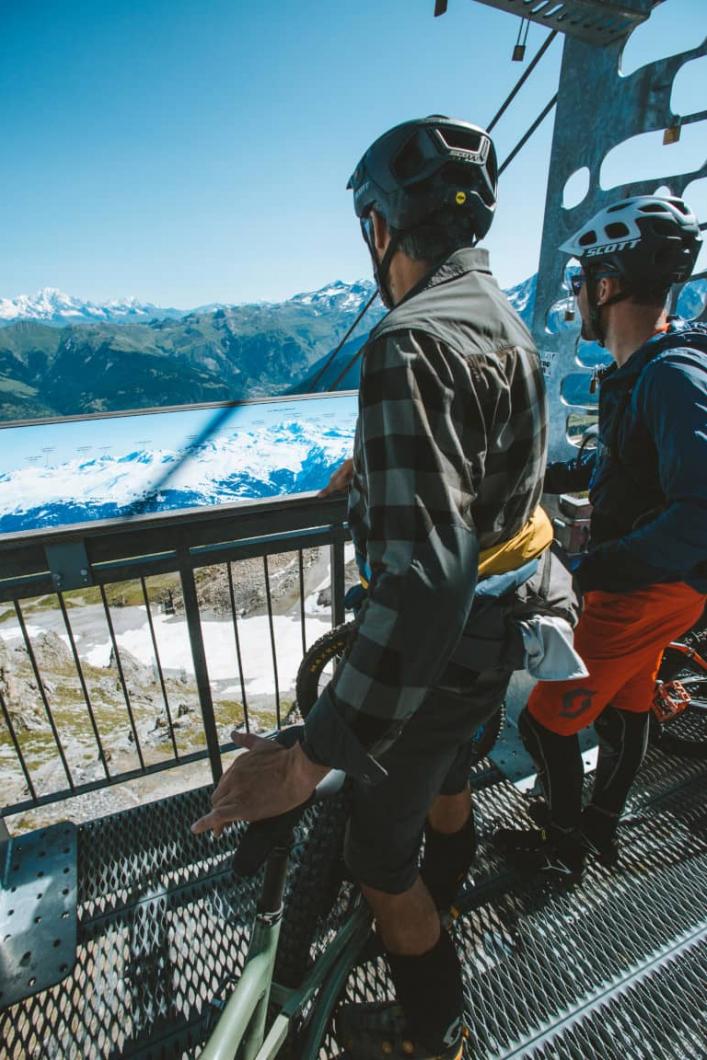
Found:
[601,319,707,387]
[396,246,492,307]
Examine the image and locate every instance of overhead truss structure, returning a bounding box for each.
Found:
[435,0,661,47]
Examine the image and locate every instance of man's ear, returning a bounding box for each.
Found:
[596,275,622,306]
[370,210,391,259]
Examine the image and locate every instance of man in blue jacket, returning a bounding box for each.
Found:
[496,195,707,880]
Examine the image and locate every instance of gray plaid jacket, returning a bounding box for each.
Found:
[303,248,548,783]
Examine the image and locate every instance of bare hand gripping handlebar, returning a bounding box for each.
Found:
[231,725,346,878]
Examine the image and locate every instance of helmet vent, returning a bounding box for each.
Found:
[578,229,597,246]
[437,126,484,155]
[639,203,666,213]
[607,201,628,212]
[392,138,426,182]
[651,220,678,236]
[605,222,629,238]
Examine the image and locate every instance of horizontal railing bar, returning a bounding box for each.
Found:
[0,492,346,554]
[0,525,348,602]
[187,524,349,567]
[1,741,240,819]
[0,388,357,431]
[0,494,348,590]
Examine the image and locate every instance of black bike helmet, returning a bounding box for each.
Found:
[348,114,497,237]
[561,195,701,345]
[348,116,497,305]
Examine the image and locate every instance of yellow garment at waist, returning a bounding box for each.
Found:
[477,506,554,577]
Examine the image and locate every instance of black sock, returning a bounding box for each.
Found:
[387,930,464,1052]
[591,706,649,817]
[420,812,476,911]
[519,707,583,830]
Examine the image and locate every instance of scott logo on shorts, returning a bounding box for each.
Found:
[559,687,598,718]
[586,238,640,256]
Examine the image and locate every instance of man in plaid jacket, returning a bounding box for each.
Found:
[194,116,551,1058]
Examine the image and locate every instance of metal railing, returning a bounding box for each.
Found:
[0,494,349,819]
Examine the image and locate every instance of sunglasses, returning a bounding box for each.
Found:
[569,273,585,296]
[569,268,619,297]
[360,214,375,251]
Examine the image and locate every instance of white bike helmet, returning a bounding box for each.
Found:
[561,195,701,289]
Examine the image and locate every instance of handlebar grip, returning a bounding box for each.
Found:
[231,797,312,878]
[231,724,309,878]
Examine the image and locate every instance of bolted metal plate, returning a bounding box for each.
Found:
[0,821,77,1010]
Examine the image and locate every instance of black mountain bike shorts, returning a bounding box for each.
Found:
[344,667,511,894]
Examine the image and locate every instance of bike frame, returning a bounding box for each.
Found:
[200,840,371,1060]
[665,640,707,674]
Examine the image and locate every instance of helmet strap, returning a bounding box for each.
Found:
[369,230,402,309]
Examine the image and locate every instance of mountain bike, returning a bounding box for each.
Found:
[649,611,707,758]
[199,727,365,1060]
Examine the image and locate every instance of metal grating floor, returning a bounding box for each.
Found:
[1,749,705,1059]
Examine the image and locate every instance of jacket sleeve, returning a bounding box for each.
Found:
[576,354,707,592]
[303,330,482,783]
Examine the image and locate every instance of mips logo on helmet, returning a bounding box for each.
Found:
[586,237,640,257]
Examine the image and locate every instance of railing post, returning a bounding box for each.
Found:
[330,538,346,628]
[179,554,223,783]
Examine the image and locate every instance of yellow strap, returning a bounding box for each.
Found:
[358,505,553,588]
[477,505,554,577]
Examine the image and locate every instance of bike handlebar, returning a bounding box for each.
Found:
[231,725,345,878]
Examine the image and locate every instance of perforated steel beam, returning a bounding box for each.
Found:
[438,0,660,47]
[531,27,707,460]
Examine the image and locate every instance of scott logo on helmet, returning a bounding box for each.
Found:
[586,238,640,256]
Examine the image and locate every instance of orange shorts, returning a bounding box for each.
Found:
[528,582,706,736]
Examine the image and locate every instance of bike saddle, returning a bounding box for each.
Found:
[231,725,346,878]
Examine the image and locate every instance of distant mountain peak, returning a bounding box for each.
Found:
[289,278,377,311]
[0,288,185,327]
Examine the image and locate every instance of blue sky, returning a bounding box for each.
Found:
[1,0,704,307]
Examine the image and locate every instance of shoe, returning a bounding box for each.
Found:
[336,1001,467,1059]
[523,800,619,869]
[492,825,585,883]
[526,798,551,829]
[580,806,620,868]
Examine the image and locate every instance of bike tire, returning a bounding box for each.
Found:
[273,788,351,989]
[296,622,505,764]
[650,647,707,759]
[296,623,356,720]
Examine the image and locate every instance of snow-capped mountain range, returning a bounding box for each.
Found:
[2,271,703,330]
[0,287,186,326]
[0,280,379,328]
[0,408,358,534]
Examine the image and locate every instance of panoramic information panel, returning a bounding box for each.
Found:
[0,392,357,535]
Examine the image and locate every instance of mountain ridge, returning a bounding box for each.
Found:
[0,274,703,422]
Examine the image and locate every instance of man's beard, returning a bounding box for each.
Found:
[580,312,597,342]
